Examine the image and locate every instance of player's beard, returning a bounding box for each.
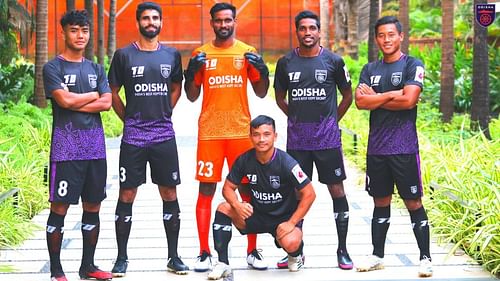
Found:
[139,24,161,39]
[214,26,234,40]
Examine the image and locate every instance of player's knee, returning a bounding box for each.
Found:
[404,198,423,211]
[119,187,138,202]
[280,228,303,252]
[216,202,231,214]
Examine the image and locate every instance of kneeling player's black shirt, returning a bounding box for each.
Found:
[227,148,310,218]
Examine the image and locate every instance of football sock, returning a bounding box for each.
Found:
[372,206,391,258]
[409,206,431,260]
[196,192,214,255]
[163,199,181,259]
[115,200,133,260]
[46,212,65,275]
[213,211,232,264]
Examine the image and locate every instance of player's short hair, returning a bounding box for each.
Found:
[375,16,402,34]
[250,115,276,132]
[294,10,320,30]
[60,10,90,28]
[136,2,162,21]
[210,2,236,19]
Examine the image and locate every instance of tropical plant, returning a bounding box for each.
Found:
[0,57,35,104]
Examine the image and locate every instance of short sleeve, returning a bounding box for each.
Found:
[273,57,289,92]
[107,49,124,87]
[42,61,64,99]
[226,153,246,185]
[358,64,371,87]
[404,57,424,89]
[333,56,352,90]
[283,153,310,190]
[96,64,111,94]
[171,50,183,83]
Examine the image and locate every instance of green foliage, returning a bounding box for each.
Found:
[0,102,51,247]
[0,1,18,66]
[0,57,34,104]
[410,42,499,115]
[342,103,500,275]
[409,8,442,37]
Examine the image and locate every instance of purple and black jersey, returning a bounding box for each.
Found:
[358,55,424,155]
[227,148,310,218]
[274,48,351,150]
[108,43,183,147]
[43,56,110,162]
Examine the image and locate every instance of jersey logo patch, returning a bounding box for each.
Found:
[160,64,171,78]
[269,176,280,189]
[88,74,97,88]
[206,59,217,70]
[315,69,327,83]
[64,74,77,86]
[291,164,307,184]
[132,66,145,78]
[370,75,381,86]
[391,72,402,86]
[415,66,425,84]
[343,65,351,82]
[233,56,245,70]
[288,72,301,83]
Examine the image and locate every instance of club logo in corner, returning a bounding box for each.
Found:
[475,4,496,28]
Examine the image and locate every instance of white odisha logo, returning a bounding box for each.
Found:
[334,168,342,177]
[410,185,418,194]
[88,74,97,88]
[391,72,402,86]
[160,64,171,79]
[269,176,280,189]
[315,69,327,83]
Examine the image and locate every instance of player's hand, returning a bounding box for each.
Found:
[184,52,206,81]
[357,83,377,95]
[244,52,269,78]
[235,201,253,220]
[276,221,295,240]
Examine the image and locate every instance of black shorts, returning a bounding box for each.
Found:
[48,159,107,204]
[288,148,346,184]
[238,210,302,237]
[365,154,423,199]
[119,138,181,188]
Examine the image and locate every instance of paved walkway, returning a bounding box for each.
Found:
[0,94,496,281]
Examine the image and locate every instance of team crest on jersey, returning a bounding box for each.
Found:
[88,74,97,88]
[410,185,418,194]
[334,168,342,177]
[233,56,245,70]
[269,176,281,189]
[160,64,171,78]
[391,72,402,86]
[315,69,327,83]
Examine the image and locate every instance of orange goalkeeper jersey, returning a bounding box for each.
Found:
[193,40,262,140]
